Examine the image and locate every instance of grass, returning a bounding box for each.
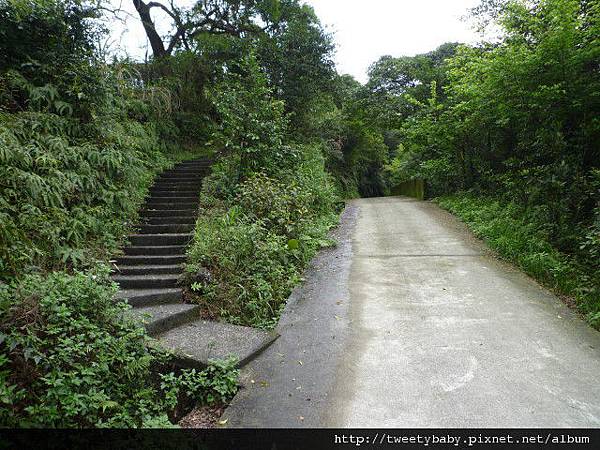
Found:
[436,193,600,329]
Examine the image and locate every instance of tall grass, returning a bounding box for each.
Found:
[437,193,600,328]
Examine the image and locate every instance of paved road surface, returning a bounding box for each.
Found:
[224,197,600,427]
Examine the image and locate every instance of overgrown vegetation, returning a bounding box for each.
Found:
[360,0,599,325]
[183,39,340,329]
[0,0,352,426]
[0,0,179,278]
[0,0,238,427]
[437,194,599,327]
[0,267,239,427]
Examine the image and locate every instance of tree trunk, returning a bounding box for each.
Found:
[132,0,167,59]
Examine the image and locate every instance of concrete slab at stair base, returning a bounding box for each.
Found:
[156,320,279,369]
[129,303,200,335]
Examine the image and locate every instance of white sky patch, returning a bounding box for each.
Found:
[307,0,481,82]
[105,0,481,83]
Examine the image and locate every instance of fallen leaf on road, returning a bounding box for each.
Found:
[218,419,228,426]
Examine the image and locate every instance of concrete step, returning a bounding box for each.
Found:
[143,202,198,210]
[166,163,206,168]
[114,264,184,276]
[129,233,193,246]
[152,178,202,185]
[113,274,180,290]
[146,190,199,198]
[152,177,202,187]
[149,187,201,195]
[115,255,187,265]
[130,303,200,335]
[161,169,207,175]
[124,245,187,256]
[152,181,201,188]
[144,216,196,225]
[157,177,204,184]
[140,209,196,218]
[178,159,212,163]
[158,171,204,178]
[144,202,198,211]
[149,190,200,198]
[156,319,279,369]
[116,288,183,307]
[177,159,211,163]
[147,195,197,201]
[146,196,198,204]
[170,167,209,172]
[138,224,195,234]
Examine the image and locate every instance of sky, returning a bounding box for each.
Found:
[107,0,481,83]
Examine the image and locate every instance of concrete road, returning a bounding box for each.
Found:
[224,197,600,427]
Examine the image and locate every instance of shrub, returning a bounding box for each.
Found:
[208,51,291,181]
[0,267,171,427]
[160,357,239,408]
[186,143,339,329]
[0,108,169,279]
[437,193,600,328]
[0,267,240,428]
[186,209,296,329]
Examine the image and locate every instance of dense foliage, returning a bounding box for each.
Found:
[185,51,339,329]
[0,0,182,279]
[0,0,235,427]
[0,0,347,425]
[0,266,239,427]
[372,0,599,325]
[0,268,167,427]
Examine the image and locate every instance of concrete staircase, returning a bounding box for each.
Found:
[112,158,277,368]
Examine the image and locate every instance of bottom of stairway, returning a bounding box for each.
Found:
[112,158,277,369]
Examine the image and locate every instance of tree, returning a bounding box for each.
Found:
[367,43,459,103]
[256,0,335,123]
[386,0,600,257]
[131,0,280,58]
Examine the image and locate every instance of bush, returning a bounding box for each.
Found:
[183,50,341,329]
[208,51,291,181]
[237,154,337,239]
[437,193,600,328]
[186,142,339,329]
[0,107,169,279]
[186,209,297,329]
[0,267,172,427]
[0,266,241,428]
[160,357,239,408]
